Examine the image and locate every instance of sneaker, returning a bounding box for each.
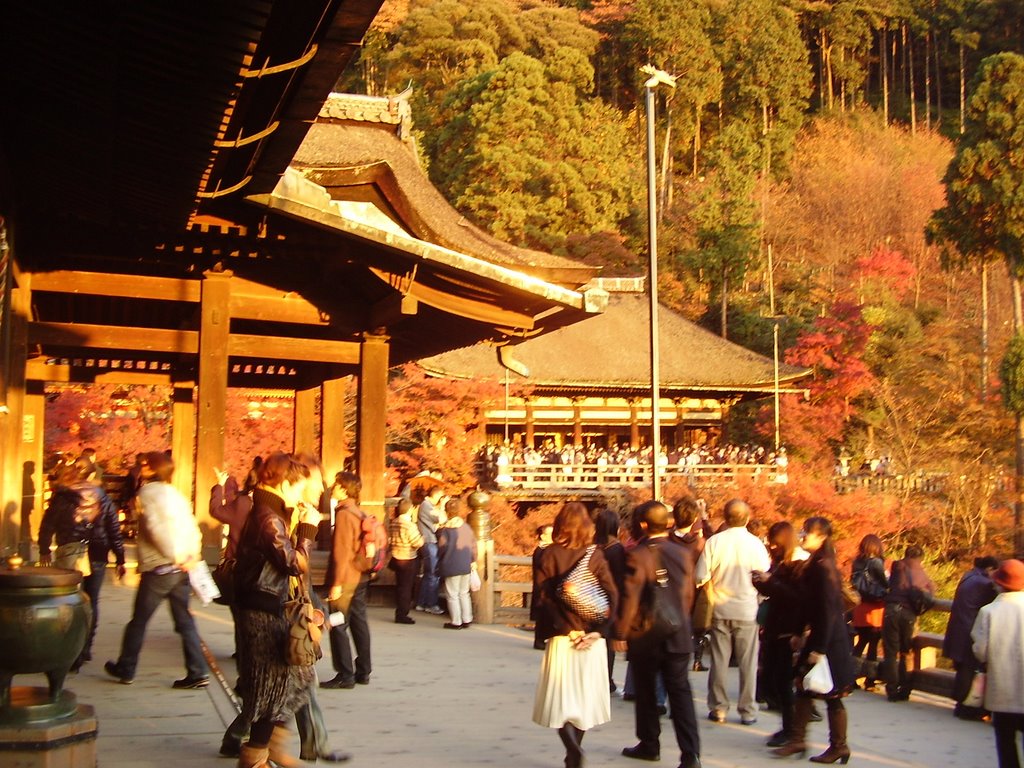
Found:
[708,710,726,724]
[415,605,426,612]
[395,616,416,624]
[425,606,445,615]
[172,675,210,689]
[104,660,133,685]
[740,716,758,726]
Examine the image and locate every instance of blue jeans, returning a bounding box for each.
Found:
[417,542,440,609]
[116,570,208,679]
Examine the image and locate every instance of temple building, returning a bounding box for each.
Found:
[419,277,811,451]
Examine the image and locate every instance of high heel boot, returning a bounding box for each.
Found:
[267,726,299,768]
[558,723,586,768]
[771,696,811,759]
[809,705,851,764]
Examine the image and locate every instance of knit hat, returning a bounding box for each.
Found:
[992,559,1024,593]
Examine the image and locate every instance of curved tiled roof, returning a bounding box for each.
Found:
[419,290,810,394]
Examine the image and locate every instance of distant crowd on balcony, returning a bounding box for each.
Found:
[477,440,787,488]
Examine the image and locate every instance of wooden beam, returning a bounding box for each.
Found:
[195,271,231,546]
[229,334,360,365]
[368,291,418,329]
[229,276,329,325]
[357,333,389,520]
[26,360,174,385]
[30,271,201,302]
[29,322,200,354]
[0,281,31,555]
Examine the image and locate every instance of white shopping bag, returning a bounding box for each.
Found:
[803,655,834,695]
[188,560,221,606]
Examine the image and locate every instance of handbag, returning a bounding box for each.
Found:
[557,545,610,623]
[211,556,236,605]
[963,671,986,709]
[841,579,861,612]
[283,574,324,667]
[53,541,91,577]
[908,587,934,616]
[692,585,713,632]
[634,542,684,644]
[469,565,481,593]
[802,655,835,695]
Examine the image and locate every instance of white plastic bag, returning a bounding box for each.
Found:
[469,567,482,593]
[803,655,834,695]
[188,560,221,606]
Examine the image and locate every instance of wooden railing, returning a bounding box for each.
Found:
[491,553,956,698]
[482,462,779,490]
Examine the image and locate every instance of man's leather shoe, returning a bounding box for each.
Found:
[320,674,355,689]
[354,675,370,685]
[622,744,660,761]
[678,756,701,768]
[707,710,725,724]
[299,750,352,763]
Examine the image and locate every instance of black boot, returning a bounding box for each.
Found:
[558,724,585,768]
[809,705,850,764]
[771,696,811,758]
[767,700,793,747]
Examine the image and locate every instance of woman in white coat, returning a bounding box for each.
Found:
[971,559,1024,768]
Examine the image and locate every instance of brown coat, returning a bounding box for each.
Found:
[323,498,367,601]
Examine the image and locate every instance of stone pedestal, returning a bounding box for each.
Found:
[0,696,97,767]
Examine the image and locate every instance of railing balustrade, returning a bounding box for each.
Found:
[481,462,780,491]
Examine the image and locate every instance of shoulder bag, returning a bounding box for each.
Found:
[53,540,91,576]
[558,545,610,623]
[283,573,324,666]
[635,541,684,644]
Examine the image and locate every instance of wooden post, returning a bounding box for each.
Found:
[171,384,196,508]
[321,377,348,479]
[629,400,640,450]
[357,332,389,521]
[0,279,29,556]
[22,380,45,559]
[294,386,317,455]
[572,398,583,447]
[195,270,231,545]
[467,491,494,624]
[525,399,535,446]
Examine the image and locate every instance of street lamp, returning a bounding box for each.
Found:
[642,65,676,502]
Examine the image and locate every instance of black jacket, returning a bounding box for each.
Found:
[234,488,317,615]
[943,567,997,664]
[534,543,619,639]
[39,481,125,564]
[754,557,807,640]
[615,534,696,656]
[798,549,856,695]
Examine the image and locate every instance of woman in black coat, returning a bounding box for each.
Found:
[773,516,856,765]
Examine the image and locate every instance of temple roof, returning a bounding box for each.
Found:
[419,282,810,398]
[286,92,599,289]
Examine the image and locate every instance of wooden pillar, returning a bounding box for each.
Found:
[572,398,583,447]
[321,377,348,479]
[0,278,30,557]
[629,399,640,450]
[525,399,535,446]
[294,386,317,455]
[22,380,45,558]
[171,384,196,507]
[194,270,231,545]
[357,332,389,520]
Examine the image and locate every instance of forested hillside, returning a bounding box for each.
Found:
[338,0,1024,559]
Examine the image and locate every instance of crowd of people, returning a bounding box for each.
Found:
[478,441,787,487]
[36,447,1024,768]
[528,497,1024,768]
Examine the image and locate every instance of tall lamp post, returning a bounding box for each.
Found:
[642,65,676,502]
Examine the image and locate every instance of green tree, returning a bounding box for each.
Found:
[430,51,638,249]
[928,52,1024,555]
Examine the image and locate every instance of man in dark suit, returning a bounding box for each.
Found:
[614,500,701,768]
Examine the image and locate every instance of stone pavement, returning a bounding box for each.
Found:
[33,572,997,768]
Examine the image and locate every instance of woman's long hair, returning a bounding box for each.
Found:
[553,502,595,549]
[593,508,620,546]
[857,533,884,560]
[804,515,842,593]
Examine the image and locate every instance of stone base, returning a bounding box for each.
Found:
[0,703,96,768]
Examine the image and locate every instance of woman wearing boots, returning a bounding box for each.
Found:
[773,517,857,764]
[850,534,888,691]
[232,453,321,768]
[533,502,619,768]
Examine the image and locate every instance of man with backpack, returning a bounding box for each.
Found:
[321,471,377,689]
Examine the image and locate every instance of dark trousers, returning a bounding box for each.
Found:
[416,542,440,609]
[764,636,796,732]
[994,712,1024,768]
[632,650,700,761]
[328,580,371,682]
[81,559,107,653]
[117,570,207,679]
[880,604,916,694]
[391,558,418,620]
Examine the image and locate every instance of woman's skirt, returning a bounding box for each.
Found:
[533,635,611,730]
[852,599,884,629]
[238,609,315,724]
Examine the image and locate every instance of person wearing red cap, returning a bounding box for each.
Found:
[971,559,1024,768]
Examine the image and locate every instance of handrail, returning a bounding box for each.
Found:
[481,462,780,490]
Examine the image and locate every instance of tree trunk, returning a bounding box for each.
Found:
[908,29,917,134]
[881,22,889,125]
[823,29,834,111]
[935,30,943,129]
[1014,274,1024,558]
[693,106,701,177]
[721,268,728,339]
[659,106,672,222]
[959,41,966,135]
[925,29,932,131]
[982,262,989,398]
